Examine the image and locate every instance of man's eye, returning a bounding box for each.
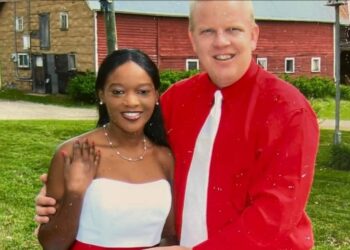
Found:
[201,29,214,35]
[228,27,241,33]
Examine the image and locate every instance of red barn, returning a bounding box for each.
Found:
[89,0,349,79]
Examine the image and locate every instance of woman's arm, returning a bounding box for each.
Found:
[38,140,99,250]
[157,146,178,246]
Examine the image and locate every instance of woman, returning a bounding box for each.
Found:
[38,49,176,250]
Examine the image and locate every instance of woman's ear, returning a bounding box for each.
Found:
[155,91,160,105]
[98,90,104,104]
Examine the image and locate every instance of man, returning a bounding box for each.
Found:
[35,1,319,249]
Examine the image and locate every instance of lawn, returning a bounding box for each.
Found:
[310,98,350,120]
[0,121,349,249]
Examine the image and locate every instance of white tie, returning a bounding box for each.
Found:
[180,90,223,247]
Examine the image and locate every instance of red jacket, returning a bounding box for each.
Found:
[161,61,319,250]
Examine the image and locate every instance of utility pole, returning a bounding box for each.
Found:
[100,0,117,54]
[326,0,345,145]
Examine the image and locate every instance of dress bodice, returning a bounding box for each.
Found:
[76,178,172,248]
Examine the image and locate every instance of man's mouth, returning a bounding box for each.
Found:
[214,54,234,61]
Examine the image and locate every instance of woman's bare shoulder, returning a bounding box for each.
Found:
[153,145,174,181]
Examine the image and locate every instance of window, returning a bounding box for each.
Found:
[15,16,24,32]
[285,58,295,73]
[257,57,267,70]
[23,34,30,50]
[311,57,321,72]
[17,53,30,68]
[39,13,50,49]
[68,54,76,70]
[60,12,69,30]
[186,59,199,71]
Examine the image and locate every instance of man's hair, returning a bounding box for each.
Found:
[188,0,256,31]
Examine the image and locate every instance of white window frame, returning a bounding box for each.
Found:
[15,16,24,32]
[17,53,30,68]
[59,12,69,30]
[23,34,31,50]
[257,57,267,70]
[311,57,321,73]
[285,57,295,73]
[186,59,199,71]
[68,54,76,70]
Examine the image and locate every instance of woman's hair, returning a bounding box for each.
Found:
[95,48,169,147]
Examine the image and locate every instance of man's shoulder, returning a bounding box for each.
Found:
[173,72,206,90]
[255,70,312,114]
[258,71,305,102]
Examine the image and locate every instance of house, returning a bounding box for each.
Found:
[0,0,349,93]
[0,0,95,93]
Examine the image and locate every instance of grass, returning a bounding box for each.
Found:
[310,98,350,120]
[0,121,349,249]
[0,120,95,249]
[0,89,94,108]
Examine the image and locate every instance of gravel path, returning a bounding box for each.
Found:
[0,100,349,131]
[0,100,97,120]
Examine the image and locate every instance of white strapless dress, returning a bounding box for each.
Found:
[75,178,172,248]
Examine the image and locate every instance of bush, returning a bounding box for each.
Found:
[280,74,350,101]
[67,71,96,104]
[340,85,350,100]
[281,75,335,99]
[329,143,350,171]
[160,69,199,93]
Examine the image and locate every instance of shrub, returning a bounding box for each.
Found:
[340,85,350,100]
[160,69,199,93]
[281,75,335,99]
[67,71,96,104]
[329,143,350,171]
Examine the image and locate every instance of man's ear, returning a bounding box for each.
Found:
[250,24,260,51]
[188,30,197,54]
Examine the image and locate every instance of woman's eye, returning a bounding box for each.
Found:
[111,89,124,95]
[138,89,150,95]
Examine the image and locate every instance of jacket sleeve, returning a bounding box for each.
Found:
[194,107,319,250]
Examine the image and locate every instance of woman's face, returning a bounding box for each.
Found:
[99,61,158,135]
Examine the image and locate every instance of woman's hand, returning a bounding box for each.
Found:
[63,139,100,195]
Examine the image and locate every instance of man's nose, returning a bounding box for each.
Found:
[213,31,230,47]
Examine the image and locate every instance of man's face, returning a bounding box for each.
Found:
[189,1,259,88]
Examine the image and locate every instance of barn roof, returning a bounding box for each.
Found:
[86,0,349,25]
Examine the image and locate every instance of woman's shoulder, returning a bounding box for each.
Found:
[153,145,174,181]
[55,127,103,153]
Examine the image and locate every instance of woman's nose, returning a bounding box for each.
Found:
[123,93,140,107]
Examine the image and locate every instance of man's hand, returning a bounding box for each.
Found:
[147,247,191,250]
[34,174,56,224]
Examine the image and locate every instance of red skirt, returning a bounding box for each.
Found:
[70,240,157,250]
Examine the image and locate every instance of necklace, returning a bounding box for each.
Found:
[103,124,147,162]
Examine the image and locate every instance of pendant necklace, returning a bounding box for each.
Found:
[103,124,147,162]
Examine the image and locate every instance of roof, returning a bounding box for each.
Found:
[85,0,349,24]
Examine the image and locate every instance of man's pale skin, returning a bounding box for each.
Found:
[35,1,259,249]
